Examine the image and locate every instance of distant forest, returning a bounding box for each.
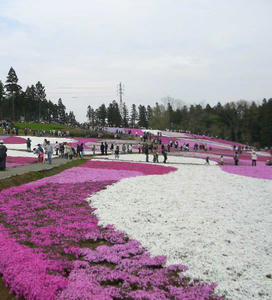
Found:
[0,67,271,147]
[87,98,272,147]
[0,67,76,124]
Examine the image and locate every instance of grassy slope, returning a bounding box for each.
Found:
[14,122,70,131]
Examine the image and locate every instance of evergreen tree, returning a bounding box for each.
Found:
[0,80,4,102]
[107,100,122,127]
[4,67,22,95]
[138,105,148,128]
[130,104,138,128]
[86,105,96,125]
[35,81,47,121]
[68,111,76,125]
[96,104,107,126]
[167,102,174,129]
[122,103,129,127]
[58,98,66,123]
[146,105,152,127]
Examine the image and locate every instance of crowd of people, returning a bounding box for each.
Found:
[32,139,84,164]
[24,128,70,137]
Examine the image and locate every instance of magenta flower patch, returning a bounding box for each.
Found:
[0,160,223,299]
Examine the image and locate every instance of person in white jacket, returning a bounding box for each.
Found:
[251,151,257,166]
[44,141,53,164]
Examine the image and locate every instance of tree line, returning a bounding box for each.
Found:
[87,98,272,147]
[0,67,76,124]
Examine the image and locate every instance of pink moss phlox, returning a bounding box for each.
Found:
[0,160,221,299]
[0,224,67,300]
[0,136,26,144]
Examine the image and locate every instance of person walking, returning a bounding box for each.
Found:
[45,141,53,164]
[60,143,64,158]
[144,143,149,162]
[122,144,126,154]
[37,144,44,163]
[153,147,159,163]
[55,141,59,156]
[77,144,81,158]
[26,138,32,152]
[79,143,84,158]
[115,145,119,159]
[162,146,167,163]
[105,142,108,155]
[0,140,7,171]
[100,142,105,155]
[251,151,257,166]
[234,151,239,166]
[92,144,96,155]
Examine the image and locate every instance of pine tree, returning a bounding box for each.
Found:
[146,105,152,126]
[122,103,129,127]
[86,105,96,125]
[68,111,76,125]
[58,98,66,123]
[0,80,4,102]
[138,105,148,128]
[35,81,47,121]
[4,67,22,95]
[107,100,122,127]
[130,104,138,128]
[96,104,107,126]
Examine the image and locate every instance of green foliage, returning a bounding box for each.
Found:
[148,99,272,147]
[96,104,107,126]
[122,103,129,127]
[107,100,122,127]
[4,67,22,95]
[130,104,138,127]
[14,122,70,131]
[0,67,76,124]
[138,105,148,128]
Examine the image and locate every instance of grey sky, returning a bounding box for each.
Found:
[0,0,271,121]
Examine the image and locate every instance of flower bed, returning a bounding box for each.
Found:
[0,161,222,299]
[220,162,272,180]
[6,156,37,168]
[0,136,26,144]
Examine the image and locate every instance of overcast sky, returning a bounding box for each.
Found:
[0,0,271,120]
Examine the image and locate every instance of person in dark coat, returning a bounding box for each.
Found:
[144,143,149,162]
[77,144,81,158]
[79,143,84,158]
[234,151,239,166]
[105,142,108,155]
[100,142,105,155]
[0,140,8,170]
[26,138,32,152]
[162,146,167,163]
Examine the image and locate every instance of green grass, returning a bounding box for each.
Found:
[14,122,71,131]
